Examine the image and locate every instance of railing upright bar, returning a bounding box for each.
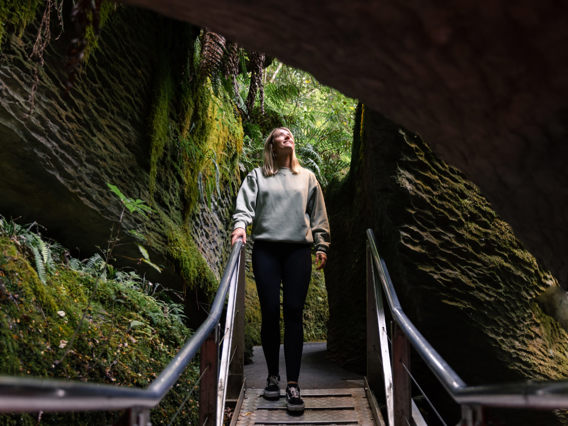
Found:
[367,243,395,426]
[227,247,246,400]
[392,324,411,426]
[216,251,242,425]
[366,229,466,395]
[199,327,218,426]
[366,243,381,391]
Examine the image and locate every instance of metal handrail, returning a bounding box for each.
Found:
[366,228,568,413]
[0,239,244,421]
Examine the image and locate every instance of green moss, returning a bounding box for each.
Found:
[0,236,198,424]
[178,81,243,217]
[81,0,117,62]
[165,218,217,294]
[0,0,42,47]
[0,1,116,58]
[0,237,58,315]
[149,68,175,196]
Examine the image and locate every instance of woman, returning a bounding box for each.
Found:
[231,127,330,413]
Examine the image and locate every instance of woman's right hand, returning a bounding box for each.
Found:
[231,227,246,245]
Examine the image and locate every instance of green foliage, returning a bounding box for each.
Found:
[108,183,155,217]
[0,219,198,424]
[0,0,42,47]
[0,218,61,285]
[237,59,357,186]
[82,0,117,62]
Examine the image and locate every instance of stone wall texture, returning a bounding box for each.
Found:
[125,0,568,290]
[325,106,568,424]
[0,7,241,299]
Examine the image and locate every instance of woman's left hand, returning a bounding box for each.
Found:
[315,251,327,270]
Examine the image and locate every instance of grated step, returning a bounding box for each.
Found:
[235,388,376,425]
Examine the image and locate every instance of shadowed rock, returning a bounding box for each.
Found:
[124,0,568,287]
[325,105,568,425]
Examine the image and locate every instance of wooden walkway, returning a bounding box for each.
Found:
[232,343,384,425]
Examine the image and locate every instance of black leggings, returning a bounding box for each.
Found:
[252,241,312,383]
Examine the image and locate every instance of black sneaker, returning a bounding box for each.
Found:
[286,384,305,413]
[263,375,280,399]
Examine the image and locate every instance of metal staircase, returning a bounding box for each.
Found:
[2,232,568,425]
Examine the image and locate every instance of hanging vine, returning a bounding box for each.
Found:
[28,0,65,114]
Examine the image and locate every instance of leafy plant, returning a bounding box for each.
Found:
[236,59,357,186]
[107,183,154,217]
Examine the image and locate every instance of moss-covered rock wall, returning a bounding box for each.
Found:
[326,105,568,425]
[0,5,242,316]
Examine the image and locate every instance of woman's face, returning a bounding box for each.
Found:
[272,129,295,156]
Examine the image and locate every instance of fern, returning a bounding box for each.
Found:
[31,245,47,284]
[84,253,105,274]
[199,29,226,80]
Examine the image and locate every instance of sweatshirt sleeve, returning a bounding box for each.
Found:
[307,174,331,253]
[232,170,259,230]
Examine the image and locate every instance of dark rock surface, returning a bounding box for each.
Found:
[325,106,568,424]
[124,0,568,288]
[0,9,157,271]
[0,8,240,296]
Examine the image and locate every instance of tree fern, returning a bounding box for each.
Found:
[199,29,226,80]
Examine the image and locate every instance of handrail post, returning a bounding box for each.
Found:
[393,324,411,426]
[459,405,485,426]
[227,246,246,400]
[366,243,381,393]
[199,326,219,426]
[126,407,151,426]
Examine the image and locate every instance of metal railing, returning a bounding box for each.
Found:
[0,239,246,426]
[365,228,568,425]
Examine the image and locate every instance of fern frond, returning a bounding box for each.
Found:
[31,246,47,284]
[84,253,104,273]
[302,158,325,184]
[68,258,82,271]
[38,237,49,265]
[223,41,240,79]
[264,83,300,107]
[199,29,226,79]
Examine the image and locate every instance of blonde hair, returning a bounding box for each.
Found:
[262,127,301,176]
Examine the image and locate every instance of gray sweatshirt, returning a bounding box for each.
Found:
[232,167,330,253]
